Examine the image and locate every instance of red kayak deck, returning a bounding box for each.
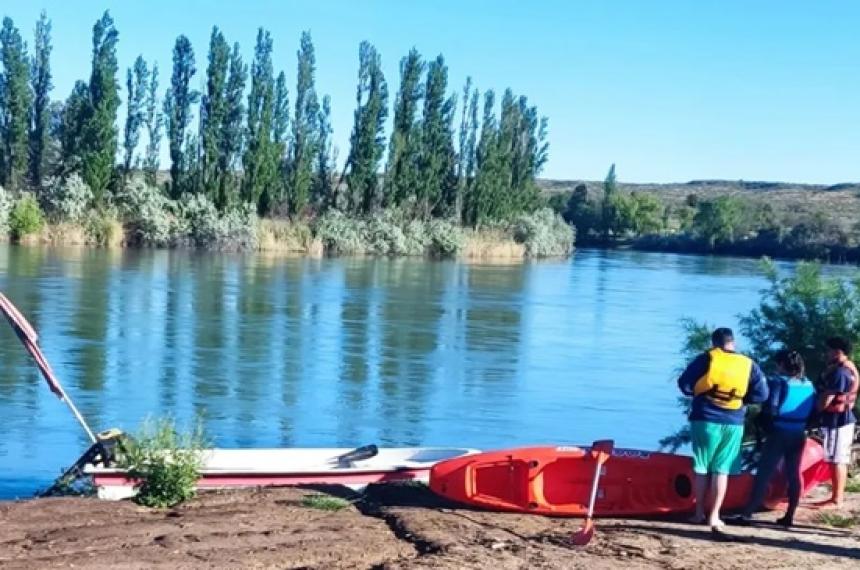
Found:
[429,440,829,517]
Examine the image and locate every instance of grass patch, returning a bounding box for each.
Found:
[845,478,860,493]
[301,494,351,511]
[817,512,859,528]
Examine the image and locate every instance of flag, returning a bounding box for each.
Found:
[0,292,65,398]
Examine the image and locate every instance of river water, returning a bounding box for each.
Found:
[0,245,803,499]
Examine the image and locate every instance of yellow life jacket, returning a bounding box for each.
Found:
[693,348,752,410]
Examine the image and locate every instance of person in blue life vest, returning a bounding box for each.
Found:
[677,327,769,531]
[731,349,815,528]
[816,336,858,509]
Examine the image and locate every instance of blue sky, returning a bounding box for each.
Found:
[2,1,858,183]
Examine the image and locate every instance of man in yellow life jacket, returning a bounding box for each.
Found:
[677,327,768,532]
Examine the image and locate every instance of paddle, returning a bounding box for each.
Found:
[570,439,614,546]
[334,444,379,467]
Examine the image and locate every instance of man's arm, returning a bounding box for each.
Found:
[677,353,709,396]
[745,362,769,404]
[817,367,851,411]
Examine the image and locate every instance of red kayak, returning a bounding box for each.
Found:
[429,439,829,517]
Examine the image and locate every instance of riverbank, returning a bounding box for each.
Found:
[1,484,857,568]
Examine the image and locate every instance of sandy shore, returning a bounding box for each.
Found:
[0,484,858,569]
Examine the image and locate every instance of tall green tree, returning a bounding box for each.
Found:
[343,41,388,213]
[312,94,334,209]
[454,76,473,223]
[216,43,246,210]
[29,11,52,191]
[469,90,502,226]
[384,48,423,208]
[272,70,289,209]
[200,27,229,199]
[242,28,277,212]
[0,17,31,191]
[142,62,162,187]
[288,31,319,217]
[601,163,617,239]
[122,55,148,178]
[163,35,199,198]
[59,81,89,176]
[417,55,456,219]
[461,87,479,224]
[81,11,120,204]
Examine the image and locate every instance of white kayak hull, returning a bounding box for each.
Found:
[86,447,478,500]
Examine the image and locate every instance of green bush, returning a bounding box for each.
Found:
[43,174,94,222]
[512,208,575,258]
[0,185,11,235]
[118,180,181,246]
[314,210,367,255]
[118,417,207,508]
[426,218,464,257]
[9,194,45,239]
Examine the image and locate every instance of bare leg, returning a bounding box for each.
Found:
[708,474,729,527]
[832,464,847,507]
[692,473,708,522]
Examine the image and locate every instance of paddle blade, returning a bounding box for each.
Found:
[590,439,615,462]
[334,444,379,466]
[570,518,595,546]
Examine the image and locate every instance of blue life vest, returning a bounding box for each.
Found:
[772,376,815,432]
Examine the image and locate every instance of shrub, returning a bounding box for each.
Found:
[180,194,258,251]
[0,185,11,235]
[43,174,93,222]
[512,208,575,258]
[85,211,123,246]
[118,417,207,508]
[426,218,464,257]
[314,210,367,255]
[9,194,45,239]
[118,180,180,247]
[301,494,351,511]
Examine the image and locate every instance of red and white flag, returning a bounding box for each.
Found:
[0,292,65,399]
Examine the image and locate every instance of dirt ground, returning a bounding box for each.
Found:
[1,484,858,569]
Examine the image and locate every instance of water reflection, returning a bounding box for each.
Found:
[1,245,798,498]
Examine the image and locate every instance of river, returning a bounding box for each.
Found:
[0,245,810,499]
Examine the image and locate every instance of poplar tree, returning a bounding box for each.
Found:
[272,70,289,208]
[242,28,277,212]
[289,31,319,217]
[122,56,148,178]
[59,81,89,176]
[81,11,120,204]
[417,55,455,219]
[142,62,162,187]
[470,90,502,226]
[29,11,52,191]
[0,17,31,191]
[454,77,472,222]
[200,27,229,198]
[312,94,334,210]
[384,48,423,207]
[216,43,246,210]
[461,87,479,224]
[343,41,388,214]
[164,35,199,198]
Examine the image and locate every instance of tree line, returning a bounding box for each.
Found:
[0,10,548,227]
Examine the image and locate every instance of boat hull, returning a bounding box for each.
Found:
[88,447,478,500]
[429,439,829,517]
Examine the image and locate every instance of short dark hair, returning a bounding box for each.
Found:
[711,327,734,348]
[775,349,804,377]
[826,337,852,355]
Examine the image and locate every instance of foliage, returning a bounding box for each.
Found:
[118,417,207,508]
[42,174,94,222]
[817,513,858,528]
[512,208,575,258]
[142,61,163,186]
[85,210,122,246]
[118,180,180,246]
[29,11,53,191]
[740,259,860,382]
[0,185,11,234]
[122,56,149,176]
[289,31,319,217]
[1,16,32,191]
[242,28,278,212]
[417,55,456,220]
[216,43,247,210]
[301,494,351,511]
[692,196,750,248]
[314,209,367,254]
[164,35,200,198]
[80,11,120,204]
[344,41,389,214]
[9,193,45,238]
[385,48,424,208]
[200,27,230,199]
[179,193,257,250]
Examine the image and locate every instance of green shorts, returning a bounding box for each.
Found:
[690,421,743,475]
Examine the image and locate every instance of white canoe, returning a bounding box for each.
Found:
[86,446,479,500]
